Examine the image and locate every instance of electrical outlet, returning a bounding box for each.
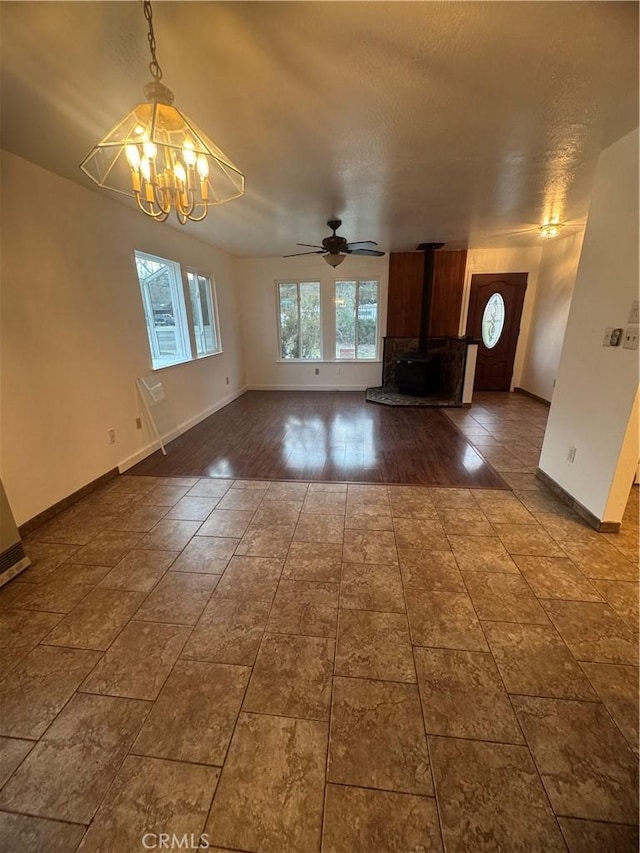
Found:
[602,328,613,346]
[629,301,639,324]
[315,368,320,375]
[567,446,576,463]
[623,327,639,350]
[107,428,116,444]
[135,417,142,430]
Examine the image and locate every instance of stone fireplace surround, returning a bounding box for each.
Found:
[366,336,475,407]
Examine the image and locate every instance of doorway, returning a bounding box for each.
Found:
[465,273,528,391]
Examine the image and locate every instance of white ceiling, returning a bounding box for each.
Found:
[1,1,637,256]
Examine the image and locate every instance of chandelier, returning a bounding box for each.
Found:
[80,0,244,224]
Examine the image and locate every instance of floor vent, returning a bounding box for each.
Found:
[0,541,30,587]
[0,479,31,588]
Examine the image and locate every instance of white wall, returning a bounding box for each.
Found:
[0,152,246,525]
[462,246,542,390]
[519,231,584,402]
[539,128,639,524]
[236,255,389,390]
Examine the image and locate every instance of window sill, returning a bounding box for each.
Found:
[196,349,224,361]
[276,359,381,365]
[334,359,381,364]
[151,350,224,372]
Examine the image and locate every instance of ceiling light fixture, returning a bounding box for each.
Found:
[539,220,563,239]
[80,0,244,224]
[324,254,346,268]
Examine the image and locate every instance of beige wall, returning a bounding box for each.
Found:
[236,254,389,390]
[539,128,639,523]
[0,152,246,525]
[519,231,584,402]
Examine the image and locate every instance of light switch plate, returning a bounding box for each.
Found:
[623,327,639,350]
[602,327,613,346]
[610,328,623,347]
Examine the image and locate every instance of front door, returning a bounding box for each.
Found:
[465,273,528,391]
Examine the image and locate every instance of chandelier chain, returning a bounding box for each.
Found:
[143,0,163,81]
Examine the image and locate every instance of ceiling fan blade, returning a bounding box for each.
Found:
[346,241,378,249]
[348,248,386,257]
[296,243,325,249]
[283,250,325,257]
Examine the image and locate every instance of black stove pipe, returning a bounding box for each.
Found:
[416,242,444,351]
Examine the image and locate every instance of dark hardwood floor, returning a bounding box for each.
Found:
[130,391,507,488]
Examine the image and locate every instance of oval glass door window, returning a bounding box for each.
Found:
[482,293,505,349]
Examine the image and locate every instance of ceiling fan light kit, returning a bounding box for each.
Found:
[80,0,244,224]
[284,219,385,266]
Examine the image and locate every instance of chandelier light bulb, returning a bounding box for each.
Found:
[197,155,209,179]
[142,141,157,160]
[125,144,140,169]
[183,141,197,167]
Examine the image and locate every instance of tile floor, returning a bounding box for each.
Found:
[0,393,638,852]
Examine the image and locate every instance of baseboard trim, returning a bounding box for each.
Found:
[19,389,249,535]
[246,385,368,392]
[514,387,551,407]
[119,386,249,472]
[19,468,120,537]
[535,468,620,532]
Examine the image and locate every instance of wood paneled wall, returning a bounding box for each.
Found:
[386,253,424,337]
[386,250,467,338]
[431,250,468,337]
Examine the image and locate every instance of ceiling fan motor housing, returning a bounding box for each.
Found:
[322,235,348,253]
[322,219,347,254]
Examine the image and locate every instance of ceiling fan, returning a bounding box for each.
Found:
[284,219,385,267]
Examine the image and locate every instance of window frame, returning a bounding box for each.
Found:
[276,279,323,362]
[134,250,223,372]
[334,278,381,361]
[185,267,223,359]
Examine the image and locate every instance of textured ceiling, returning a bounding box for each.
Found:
[1,1,637,256]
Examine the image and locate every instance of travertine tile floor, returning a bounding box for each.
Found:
[0,393,638,852]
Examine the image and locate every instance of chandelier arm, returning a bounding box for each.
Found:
[134,193,169,221]
[178,186,199,218]
[184,205,208,223]
[151,182,171,215]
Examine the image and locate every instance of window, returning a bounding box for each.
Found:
[481,292,505,349]
[335,280,379,359]
[135,251,221,369]
[278,281,321,360]
[187,270,219,356]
